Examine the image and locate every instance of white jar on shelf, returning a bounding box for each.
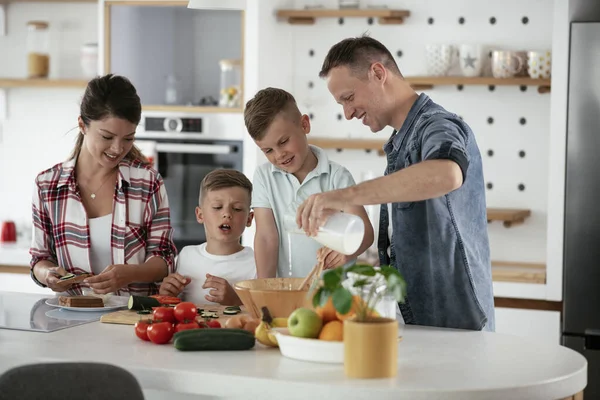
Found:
[26,21,50,78]
[219,59,241,108]
[80,43,98,78]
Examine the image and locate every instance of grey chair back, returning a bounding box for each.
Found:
[0,362,144,400]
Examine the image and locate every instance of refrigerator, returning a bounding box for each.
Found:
[564,21,600,399]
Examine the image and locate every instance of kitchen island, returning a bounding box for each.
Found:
[0,291,587,400]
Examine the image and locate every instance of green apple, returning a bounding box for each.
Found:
[287,308,323,338]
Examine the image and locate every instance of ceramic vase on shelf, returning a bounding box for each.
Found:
[425,44,456,76]
[527,50,552,79]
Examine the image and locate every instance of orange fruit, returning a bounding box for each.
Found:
[335,295,363,321]
[335,296,380,321]
[318,320,343,341]
[315,297,338,323]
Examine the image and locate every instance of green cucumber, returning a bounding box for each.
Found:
[128,295,160,311]
[173,328,253,341]
[59,273,75,281]
[174,329,255,351]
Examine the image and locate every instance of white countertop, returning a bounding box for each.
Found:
[0,292,587,400]
[0,244,30,266]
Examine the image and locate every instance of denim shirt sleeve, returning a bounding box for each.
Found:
[420,116,470,181]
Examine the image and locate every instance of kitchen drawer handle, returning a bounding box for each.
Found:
[154,143,233,155]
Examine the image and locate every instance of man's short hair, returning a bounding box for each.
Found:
[320,34,402,78]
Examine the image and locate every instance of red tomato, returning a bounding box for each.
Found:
[173,302,197,323]
[150,295,181,305]
[153,307,175,324]
[206,320,221,329]
[134,320,152,341]
[174,320,200,333]
[147,321,174,344]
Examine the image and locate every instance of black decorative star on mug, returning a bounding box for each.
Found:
[463,54,477,69]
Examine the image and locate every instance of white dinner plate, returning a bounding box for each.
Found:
[45,296,129,312]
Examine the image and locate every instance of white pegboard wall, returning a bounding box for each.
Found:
[288,0,553,264]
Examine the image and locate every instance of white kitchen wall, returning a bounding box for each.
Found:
[0,3,97,231]
[299,0,552,263]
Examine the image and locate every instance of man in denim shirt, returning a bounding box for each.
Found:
[296,35,495,331]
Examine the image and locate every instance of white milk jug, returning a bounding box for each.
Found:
[284,211,365,255]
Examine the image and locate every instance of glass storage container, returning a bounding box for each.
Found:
[219,59,241,108]
[26,21,50,78]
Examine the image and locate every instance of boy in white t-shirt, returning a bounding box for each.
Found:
[158,169,256,306]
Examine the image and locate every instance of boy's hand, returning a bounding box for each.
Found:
[203,273,242,306]
[159,273,190,297]
[317,247,352,270]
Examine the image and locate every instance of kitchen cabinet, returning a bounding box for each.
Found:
[103,0,244,113]
[495,307,561,345]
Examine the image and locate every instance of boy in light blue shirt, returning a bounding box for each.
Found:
[244,87,374,278]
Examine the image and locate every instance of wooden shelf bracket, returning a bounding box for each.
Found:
[486,208,532,228]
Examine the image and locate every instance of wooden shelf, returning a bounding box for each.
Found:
[276,8,410,25]
[142,105,243,113]
[0,78,89,88]
[308,137,386,156]
[487,208,531,228]
[3,0,96,2]
[0,265,29,274]
[491,261,546,284]
[405,76,551,94]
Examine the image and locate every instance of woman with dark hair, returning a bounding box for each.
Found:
[29,74,177,296]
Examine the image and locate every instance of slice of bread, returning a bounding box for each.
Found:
[59,296,104,308]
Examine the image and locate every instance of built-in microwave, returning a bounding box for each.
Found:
[136,113,244,252]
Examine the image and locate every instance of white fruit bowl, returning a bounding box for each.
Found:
[273,328,343,364]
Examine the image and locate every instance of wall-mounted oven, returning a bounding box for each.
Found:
[136,113,243,252]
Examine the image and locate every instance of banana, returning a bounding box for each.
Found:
[254,306,282,347]
[271,317,288,328]
[255,320,278,347]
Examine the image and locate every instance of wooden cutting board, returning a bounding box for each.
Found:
[100,304,247,325]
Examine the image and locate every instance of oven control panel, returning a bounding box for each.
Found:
[144,117,203,134]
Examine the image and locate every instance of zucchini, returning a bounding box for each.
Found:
[128,295,160,311]
[173,327,253,341]
[59,273,75,281]
[200,311,219,318]
[174,329,256,351]
[223,309,240,315]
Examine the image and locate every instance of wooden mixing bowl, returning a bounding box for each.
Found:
[233,278,314,318]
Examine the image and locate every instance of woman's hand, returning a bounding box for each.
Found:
[84,264,135,294]
[44,266,73,292]
[202,274,241,306]
[159,273,190,297]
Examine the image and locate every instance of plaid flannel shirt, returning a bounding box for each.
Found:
[29,158,177,296]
